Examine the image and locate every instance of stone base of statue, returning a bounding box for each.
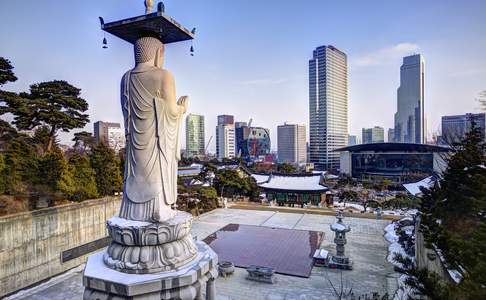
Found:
[82,211,218,300]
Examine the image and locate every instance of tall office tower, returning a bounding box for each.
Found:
[441,113,486,144]
[387,128,395,142]
[94,121,125,152]
[394,54,425,144]
[348,135,357,146]
[362,126,385,144]
[235,122,250,157]
[277,124,306,165]
[185,114,205,157]
[216,115,235,159]
[309,45,348,170]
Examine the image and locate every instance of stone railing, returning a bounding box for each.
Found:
[0,196,121,297]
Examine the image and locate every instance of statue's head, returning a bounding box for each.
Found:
[134,36,165,68]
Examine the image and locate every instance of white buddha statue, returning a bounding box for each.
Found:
[119,36,188,222]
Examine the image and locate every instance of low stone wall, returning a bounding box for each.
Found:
[0,196,121,297]
[415,219,450,282]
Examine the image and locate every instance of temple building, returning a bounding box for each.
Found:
[252,173,331,207]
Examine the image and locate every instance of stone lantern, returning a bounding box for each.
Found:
[327,210,353,270]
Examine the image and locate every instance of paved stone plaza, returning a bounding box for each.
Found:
[9,208,399,300]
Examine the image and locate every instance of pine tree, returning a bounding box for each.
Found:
[0,57,17,85]
[72,131,96,153]
[38,149,75,196]
[412,120,486,298]
[68,154,98,201]
[0,138,38,194]
[10,81,89,151]
[90,142,122,196]
[0,57,21,117]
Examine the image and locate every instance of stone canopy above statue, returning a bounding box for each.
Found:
[101,11,195,44]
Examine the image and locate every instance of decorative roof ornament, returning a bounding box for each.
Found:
[145,0,154,14]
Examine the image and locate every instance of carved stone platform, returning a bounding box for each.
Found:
[107,213,194,245]
[104,234,198,274]
[83,242,218,300]
[103,212,198,274]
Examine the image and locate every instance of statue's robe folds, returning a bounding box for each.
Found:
[119,69,182,222]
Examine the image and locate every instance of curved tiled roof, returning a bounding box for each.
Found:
[253,174,328,192]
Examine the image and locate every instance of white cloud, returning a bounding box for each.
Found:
[353,43,420,67]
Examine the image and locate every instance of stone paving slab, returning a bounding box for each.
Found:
[260,211,304,229]
[8,208,399,299]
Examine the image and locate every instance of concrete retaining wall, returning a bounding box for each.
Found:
[415,218,451,282]
[0,197,121,297]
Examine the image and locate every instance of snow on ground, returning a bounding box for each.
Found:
[384,223,398,243]
[382,209,418,217]
[432,244,464,284]
[387,242,408,267]
[395,274,413,300]
[334,202,367,211]
[384,217,416,299]
[447,269,463,284]
[335,202,419,217]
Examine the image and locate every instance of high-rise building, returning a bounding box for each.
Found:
[441,113,486,144]
[216,115,235,159]
[394,54,425,144]
[348,135,358,146]
[185,114,205,157]
[362,126,384,144]
[235,122,250,157]
[277,124,306,165]
[247,127,271,157]
[94,121,125,152]
[387,128,395,142]
[309,45,348,170]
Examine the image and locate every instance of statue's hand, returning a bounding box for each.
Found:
[177,96,189,113]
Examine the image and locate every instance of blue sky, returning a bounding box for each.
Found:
[1,0,485,151]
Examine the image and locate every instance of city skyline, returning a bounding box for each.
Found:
[1,0,485,152]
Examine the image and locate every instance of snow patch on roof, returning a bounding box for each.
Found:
[251,174,270,184]
[257,174,327,191]
[403,176,435,196]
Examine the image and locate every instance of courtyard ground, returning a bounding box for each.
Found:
[7,208,399,300]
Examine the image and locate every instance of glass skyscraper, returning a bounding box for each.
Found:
[185,114,205,157]
[441,113,485,144]
[394,54,425,144]
[309,45,348,170]
[362,126,385,144]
